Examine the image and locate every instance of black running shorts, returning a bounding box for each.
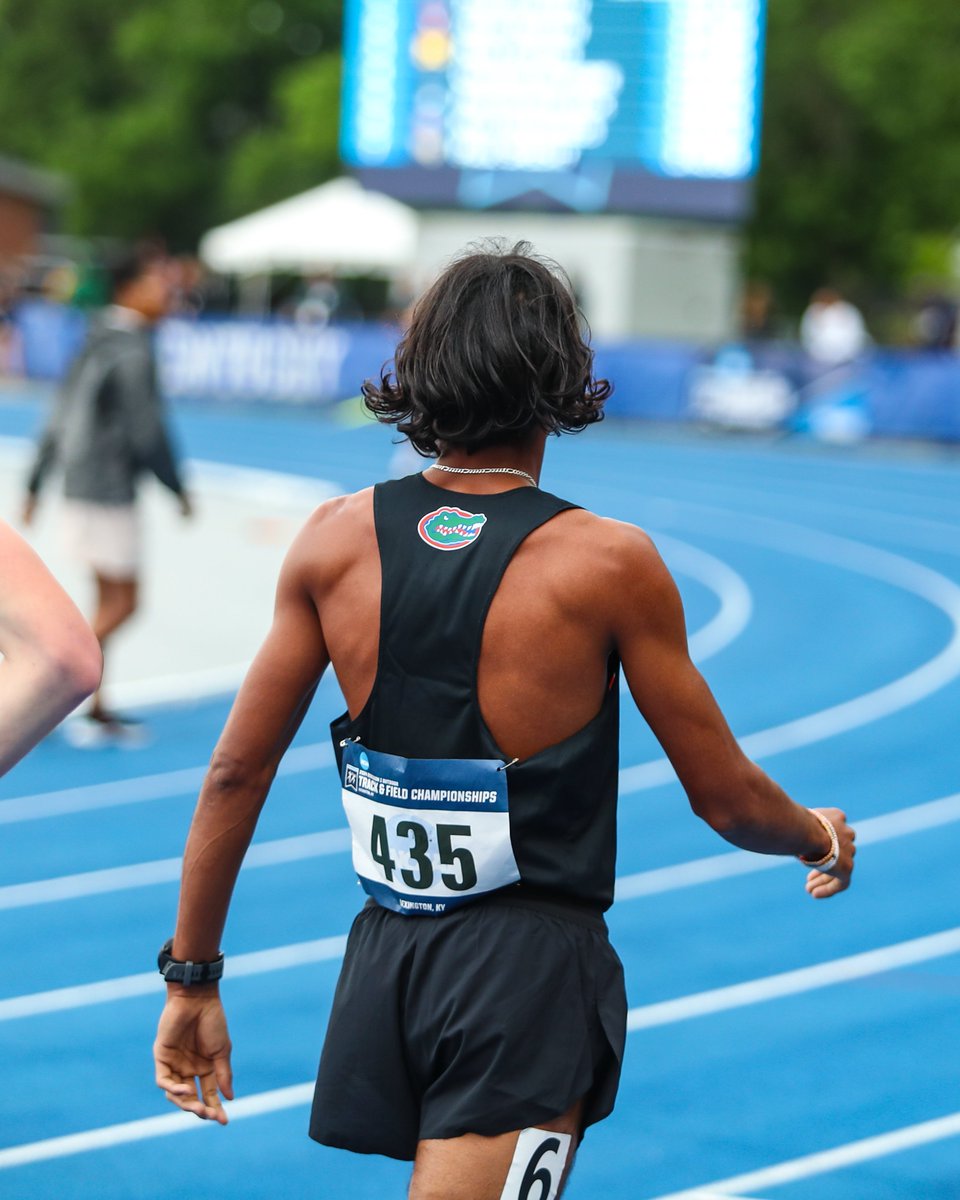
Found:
[309,889,627,1161]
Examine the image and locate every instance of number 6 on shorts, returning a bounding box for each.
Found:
[499,1128,573,1200]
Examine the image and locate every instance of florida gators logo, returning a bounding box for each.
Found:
[417,506,488,551]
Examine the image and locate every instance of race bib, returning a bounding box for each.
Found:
[340,742,520,916]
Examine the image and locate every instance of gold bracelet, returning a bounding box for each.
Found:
[798,809,840,871]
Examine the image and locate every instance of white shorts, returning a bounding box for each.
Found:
[60,500,140,580]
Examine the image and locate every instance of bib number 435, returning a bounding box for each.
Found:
[369,815,478,892]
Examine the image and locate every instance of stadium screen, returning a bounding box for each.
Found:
[340,0,767,221]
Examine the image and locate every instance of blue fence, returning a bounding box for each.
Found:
[12,300,960,441]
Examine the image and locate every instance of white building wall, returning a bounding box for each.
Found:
[415,212,739,342]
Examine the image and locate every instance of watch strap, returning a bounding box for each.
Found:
[158,937,224,985]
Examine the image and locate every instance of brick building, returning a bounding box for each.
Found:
[0,155,67,261]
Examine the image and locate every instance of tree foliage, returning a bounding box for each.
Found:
[0,0,343,247]
[746,0,960,314]
[1,0,957,314]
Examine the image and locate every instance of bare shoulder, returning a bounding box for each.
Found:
[301,487,375,538]
[281,487,375,583]
[540,508,668,587]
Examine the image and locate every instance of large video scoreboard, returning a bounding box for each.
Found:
[340,0,767,220]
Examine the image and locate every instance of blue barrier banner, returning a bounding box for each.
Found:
[596,339,697,421]
[865,351,960,442]
[13,302,960,441]
[14,301,89,380]
[157,318,399,404]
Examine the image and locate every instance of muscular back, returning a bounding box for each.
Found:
[180,468,849,974]
[299,485,636,762]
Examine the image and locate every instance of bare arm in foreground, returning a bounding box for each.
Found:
[611,522,855,898]
[0,522,102,775]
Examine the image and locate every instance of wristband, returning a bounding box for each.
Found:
[157,938,224,986]
[798,809,840,872]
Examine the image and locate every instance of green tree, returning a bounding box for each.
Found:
[3,0,958,318]
[746,0,960,317]
[0,0,343,246]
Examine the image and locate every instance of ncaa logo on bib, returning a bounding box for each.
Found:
[359,752,370,771]
[417,507,487,551]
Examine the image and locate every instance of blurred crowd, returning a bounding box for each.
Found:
[739,279,959,362]
[2,239,958,387]
[0,240,413,382]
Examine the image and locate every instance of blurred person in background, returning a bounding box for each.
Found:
[912,290,958,352]
[800,286,870,367]
[0,265,25,377]
[21,250,193,746]
[0,521,102,775]
[168,254,217,318]
[294,272,341,325]
[739,279,777,341]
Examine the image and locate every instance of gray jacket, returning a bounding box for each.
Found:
[27,312,184,505]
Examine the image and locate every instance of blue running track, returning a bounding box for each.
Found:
[1,395,958,1199]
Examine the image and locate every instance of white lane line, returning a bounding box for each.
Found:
[0,828,352,910]
[4,997,960,1174]
[3,515,958,824]
[615,788,960,899]
[621,514,960,793]
[646,1111,960,1200]
[0,934,348,1021]
[637,534,754,668]
[0,766,208,826]
[626,925,960,1030]
[0,741,332,825]
[0,1082,316,1170]
[4,898,959,1027]
[6,784,960,912]
[6,457,956,831]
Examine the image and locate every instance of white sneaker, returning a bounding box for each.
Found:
[62,713,150,749]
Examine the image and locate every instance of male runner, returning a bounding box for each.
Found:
[154,244,855,1200]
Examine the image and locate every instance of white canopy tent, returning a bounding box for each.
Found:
[199,177,419,276]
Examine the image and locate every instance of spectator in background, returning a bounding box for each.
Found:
[0,521,102,775]
[800,287,869,367]
[168,255,222,318]
[294,273,341,325]
[21,251,193,746]
[912,291,958,352]
[740,280,777,340]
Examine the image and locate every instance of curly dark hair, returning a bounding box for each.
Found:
[362,241,611,455]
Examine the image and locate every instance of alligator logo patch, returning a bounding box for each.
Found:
[417,506,488,551]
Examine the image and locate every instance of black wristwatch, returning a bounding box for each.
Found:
[157,938,225,986]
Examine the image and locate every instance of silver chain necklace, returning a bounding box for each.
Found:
[428,463,538,488]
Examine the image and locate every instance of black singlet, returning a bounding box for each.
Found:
[330,472,621,911]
